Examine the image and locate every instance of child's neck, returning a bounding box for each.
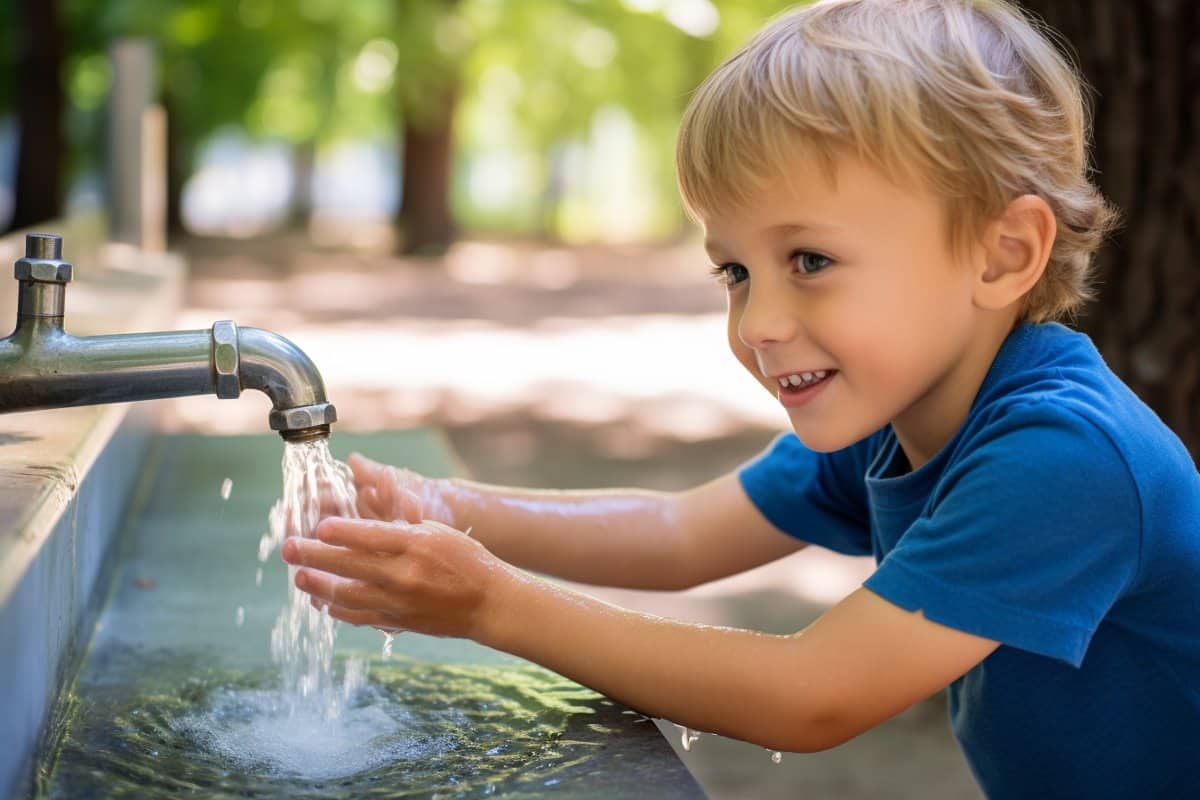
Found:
[892,315,1019,472]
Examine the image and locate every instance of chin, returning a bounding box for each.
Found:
[788,420,869,454]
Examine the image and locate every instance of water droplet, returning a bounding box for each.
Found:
[771,750,782,764]
[220,477,233,501]
[235,606,245,627]
[255,568,263,587]
[677,725,700,751]
[382,632,395,659]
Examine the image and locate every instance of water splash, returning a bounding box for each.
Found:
[256,438,359,718]
[676,725,701,751]
[49,655,620,797]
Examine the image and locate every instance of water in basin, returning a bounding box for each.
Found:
[37,432,701,799]
[48,650,629,798]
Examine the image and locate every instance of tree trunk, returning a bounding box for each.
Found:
[288,140,315,230]
[1020,1,1200,461]
[7,0,64,232]
[162,93,188,236]
[396,88,458,256]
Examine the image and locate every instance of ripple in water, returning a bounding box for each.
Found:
[49,655,616,798]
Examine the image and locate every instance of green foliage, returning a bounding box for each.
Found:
[43,0,801,237]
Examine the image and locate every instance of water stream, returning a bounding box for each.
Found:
[258,438,361,717]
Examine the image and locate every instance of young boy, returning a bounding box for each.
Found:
[282,1,1200,796]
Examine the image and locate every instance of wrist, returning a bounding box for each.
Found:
[472,565,542,654]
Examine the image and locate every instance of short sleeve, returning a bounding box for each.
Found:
[864,404,1141,666]
[738,432,879,555]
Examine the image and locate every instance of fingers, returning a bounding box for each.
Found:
[348,454,424,524]
[356,485,385,520]
[347,453,386,488]
[376,479,422,524]
[294,567,393,612]
[309,596,403,632]
[282,535,393,584]
[312,516,417,553]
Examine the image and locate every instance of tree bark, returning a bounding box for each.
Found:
[7,0,64,232]
[162,93,188,236]
[397,88,458,256]
[1020,0,1200,461]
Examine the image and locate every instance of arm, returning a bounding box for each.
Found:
[283,517,999,752]
[349,453,803,590]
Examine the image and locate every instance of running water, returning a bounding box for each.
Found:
[256,438,363,718]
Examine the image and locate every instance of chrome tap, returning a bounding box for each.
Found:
[0,233,336,442]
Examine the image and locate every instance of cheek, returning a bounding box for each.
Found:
[726,311,758,375]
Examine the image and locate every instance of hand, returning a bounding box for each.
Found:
[280,513,510,640]
[344,453,457,527]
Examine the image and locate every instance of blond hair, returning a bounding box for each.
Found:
[676,0,1119,322]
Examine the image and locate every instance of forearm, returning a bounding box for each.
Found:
[478,569,850,752]
[439,478,688,588]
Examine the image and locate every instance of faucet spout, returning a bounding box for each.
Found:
[0,234,337,441]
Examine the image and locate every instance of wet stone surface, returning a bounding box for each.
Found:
[49,649,692,799]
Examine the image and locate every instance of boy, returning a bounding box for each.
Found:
[282,1,1200,796]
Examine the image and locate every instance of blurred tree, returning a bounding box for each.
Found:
[5,0,67,232]
[1021,1,1200,460]
[21,0,796,243]
[451,0,793,242]
[393,0,464,255]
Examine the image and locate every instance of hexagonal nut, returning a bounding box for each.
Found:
[14,258,73,283]
[269,403,338,431]
[211,321,241,398]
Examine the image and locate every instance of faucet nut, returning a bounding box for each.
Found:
[15,258,73,283]
[211,320,241,398]
[269,402,338,432]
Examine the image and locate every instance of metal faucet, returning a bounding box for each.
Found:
[0,233,336,442]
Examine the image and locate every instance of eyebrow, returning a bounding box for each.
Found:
[704,222,840,259]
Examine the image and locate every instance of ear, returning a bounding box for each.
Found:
[973,195,1056,312]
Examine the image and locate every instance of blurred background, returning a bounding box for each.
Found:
[0,1,1194,797]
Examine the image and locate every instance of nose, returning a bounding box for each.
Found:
[737,279,798,350]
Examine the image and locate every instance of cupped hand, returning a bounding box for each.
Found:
[280,515,508,641]
[344,453,456,526]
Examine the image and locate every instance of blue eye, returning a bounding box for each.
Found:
[793,251,833,274]
[709,263,749,287]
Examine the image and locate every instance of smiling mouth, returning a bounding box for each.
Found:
[776,370,837,393]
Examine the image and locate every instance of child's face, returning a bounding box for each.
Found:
[702,150,989,457]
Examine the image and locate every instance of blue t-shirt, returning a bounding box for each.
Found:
[739,322,1200,799]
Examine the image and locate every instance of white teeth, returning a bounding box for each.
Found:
[777,370,832,389]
